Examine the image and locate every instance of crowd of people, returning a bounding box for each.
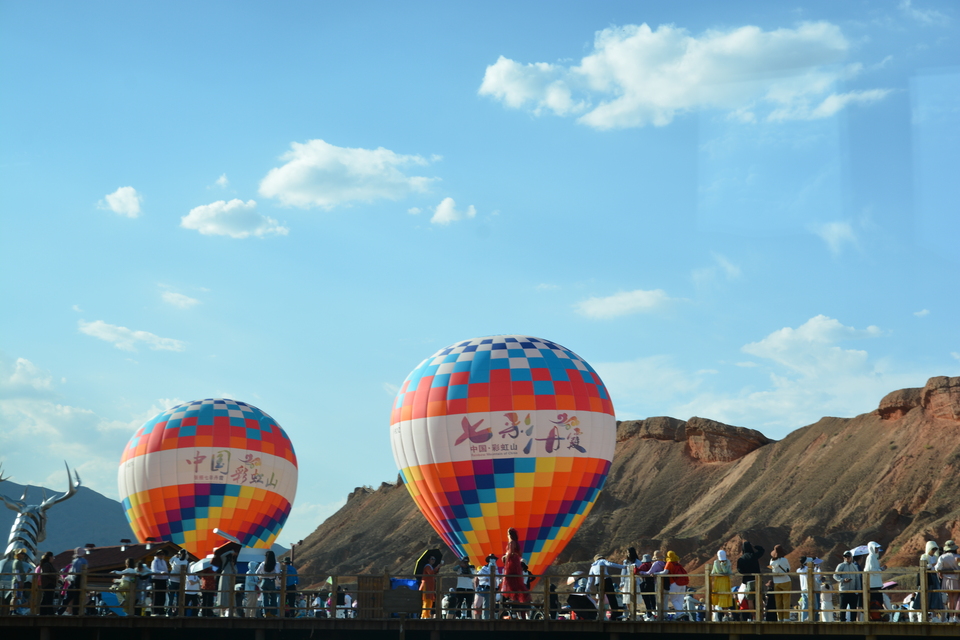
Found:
[1,534,958,623]
[419,534,960,623]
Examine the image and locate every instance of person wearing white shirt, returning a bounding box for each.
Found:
[473,555,499,619]
[150,550,170,616]
[797,556,823,621]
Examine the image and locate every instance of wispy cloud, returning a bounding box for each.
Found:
[259,139,439,209]
[575,288,674,319]
[78,320,185,352]
[899,0,951,26]
[430,197,476,225]
[97,186,142,218]
[215,174,229,188]
[914,309,930,317]
[811,220,858,255]
[160,287,200,309]
[181,199,288,239]
[692,252,741,286]
[480,21,889,129]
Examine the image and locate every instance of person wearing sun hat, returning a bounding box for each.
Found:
[921,540,944,620]
[934,540,959,622]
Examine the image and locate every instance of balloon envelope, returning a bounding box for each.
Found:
[118,398,297,558]
[390,335,616,575]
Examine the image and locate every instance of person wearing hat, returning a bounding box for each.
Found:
[934,540,959,621]
[57,547,89,616]
[587,553,625,619]
[834,550,862,621]
[921,540,944,620]
[451,556,474,619]
[863,542,886,621]
[635,553,656,618]
[710,550,733,621]
[473,554,499,619]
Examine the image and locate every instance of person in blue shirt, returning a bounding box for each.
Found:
[283,558,299,617]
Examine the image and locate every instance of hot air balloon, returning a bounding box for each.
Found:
[390,335,616,575]
[118,399,298,558]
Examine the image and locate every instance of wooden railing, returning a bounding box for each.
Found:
[0,559,956,622]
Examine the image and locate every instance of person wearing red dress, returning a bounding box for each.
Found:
[501,528,530,617]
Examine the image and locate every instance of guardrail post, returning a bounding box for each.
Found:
[753,578,760,623]
[78,566,87,617]
[861,567,870,622]
[330,575,338,618]
[598,565,606,621]
[628,566,636,621]
[805,561,814,623]
[656,572,664,621]
[543,572,550,620]
[918,558,928,622]
[178,565,186,617]
[279,565,287,618]
[704,566,712,621]
[29,570,39,615]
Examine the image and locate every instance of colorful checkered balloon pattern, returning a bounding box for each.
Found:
[391,336,616,575]
[118,399,298,558]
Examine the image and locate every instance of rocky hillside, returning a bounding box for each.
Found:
[295,376,960,580]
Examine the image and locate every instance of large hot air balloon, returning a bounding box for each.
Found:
[390,335,616,575]
[118,399,297,558]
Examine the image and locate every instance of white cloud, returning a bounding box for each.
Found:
[161,290,200,309]
[480,21,889,129]
[181,199,288,239]
[692,252,741,286]
[536,283,560,291]
[430,197,476,225]
[952,352,960,362]
[259,139,439,209]
[812,220,858,254]
[914,309,930,317]
[215,174,229,188]
[593,355,702,418]
[0,355,171,498]
[575,288,674,319]
[78,320,185,352]
[382,382,399,397]
[407,207,421,215]
[72,305,83,313]
[97,186,142,218]
[899,0,950,25]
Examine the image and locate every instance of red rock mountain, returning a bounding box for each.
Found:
[296,376,960,579]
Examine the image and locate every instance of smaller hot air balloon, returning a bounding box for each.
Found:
[118,399,297,558]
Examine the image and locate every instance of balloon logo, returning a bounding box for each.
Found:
[390,335,616,574]
[118,399,298,557]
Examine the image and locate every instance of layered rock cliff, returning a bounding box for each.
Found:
[296,376,960,579]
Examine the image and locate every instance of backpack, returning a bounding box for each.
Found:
[673,565,689,586]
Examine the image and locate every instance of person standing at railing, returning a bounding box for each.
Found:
[256,550,280,618]
[167,549,188,616]
[796,556,823,622]
[419,554,440,618]
[183,570,201,617]
[736,541,764,621]
[620,547,641,620]
[934,540,959,622]
[656,551,688,615]
[38,551,57,615]
[921,540,944,621]
[243,561,260,618]
[710,550,733,621]
[451,556,474,619]
[150,549,170,616]
[863,542,886,621]
[587,554,625,620]
[474,554,498,619]
[636,553,656,619]
[56,547,88,616]
[281,557,298,618]
[501,528,530,618]
[834,551,862,621]
[767,545,791,621]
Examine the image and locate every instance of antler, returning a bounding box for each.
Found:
[39,462,81,511]
[0,463,24,512]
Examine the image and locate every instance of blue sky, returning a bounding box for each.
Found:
[1,0,957,547]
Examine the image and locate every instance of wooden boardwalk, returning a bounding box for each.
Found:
[1,616,957,640]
